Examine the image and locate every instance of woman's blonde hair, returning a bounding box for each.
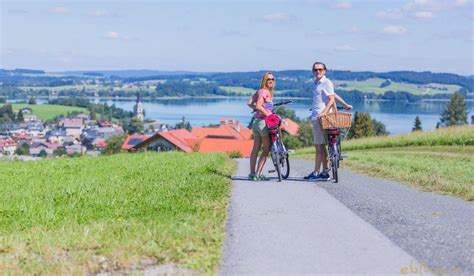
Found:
[259,72,275,97]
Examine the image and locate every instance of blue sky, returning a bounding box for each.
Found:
[1,0,473,75]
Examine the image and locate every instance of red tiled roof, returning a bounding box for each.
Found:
[197,138,253,157]
[60,118,83,128]
[12,133,29,140]
[281,118,300,136]
[191,124,252,140]
[158,129,196,153]
[121,135,150,150]
[95,139,107,148]
[0,139,16,147]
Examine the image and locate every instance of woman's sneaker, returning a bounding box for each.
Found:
[257,174,269,181]
[248,173,258,181]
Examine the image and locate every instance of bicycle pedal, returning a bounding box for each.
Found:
[341,153,348,158]
[268,170,276,173]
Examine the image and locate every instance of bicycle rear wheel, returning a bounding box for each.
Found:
[271,150,282,181]
[331,155,339,183]
[281,153,290,179]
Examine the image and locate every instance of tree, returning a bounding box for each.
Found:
[373,118,389,136]
[380,79,391,88]
[439,92,468,127]
[296,120,314,147]
[123,117,144,134]
[15,143,30,156]
[39,149,48,157]
[28,97,37,105]
[0,104,15,124]
[0,97,6,103]
[53,148,67,157]
[347,112,376,139]
[175,116,192,131]
[16,110,24,123]
[104,133,128,154]
[275,106,300,122]
[412,116,422,131]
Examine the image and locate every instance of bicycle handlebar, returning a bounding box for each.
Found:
[273,100,294,107]
[309,106,346,111]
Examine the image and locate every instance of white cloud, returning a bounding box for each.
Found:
[88,10,114,17]
[454,0,469,7]
[334,1,352,9]
[349,26,359,33]
[262,12,290,23]
[377,0,470,21]
[49,7,70,14]
[220,30,247,37]
[376,8,404,20]
[104,31,120,40]
[414,11,435,18]
[334,45,356,52]
[382,25,407,35]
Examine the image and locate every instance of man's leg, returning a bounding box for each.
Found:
[315,144,327,173]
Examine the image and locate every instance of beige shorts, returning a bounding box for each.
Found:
[312,119,328,145]
[252,118,268,137]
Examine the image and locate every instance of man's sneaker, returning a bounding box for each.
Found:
[257,174,269,181]
[304,171,319,181]
[316,172,331,181]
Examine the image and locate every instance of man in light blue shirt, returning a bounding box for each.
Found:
[305,62,336,181]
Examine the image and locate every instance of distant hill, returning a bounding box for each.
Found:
[57,69,210,78]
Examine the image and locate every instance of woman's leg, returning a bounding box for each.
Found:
[256,134,271,175]
[250,136,262,175]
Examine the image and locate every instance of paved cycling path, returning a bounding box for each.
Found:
[220,158,474,275]
[220,159,416,275]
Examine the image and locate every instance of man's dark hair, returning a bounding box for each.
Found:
[312,62,327,71]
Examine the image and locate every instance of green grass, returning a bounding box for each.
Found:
[0,152,236,274]
[12,104,88,120]
[335,78,462,95]
[219,86,256,95]
[292,125,474,200]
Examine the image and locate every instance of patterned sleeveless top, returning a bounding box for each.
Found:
[254,89,273,119]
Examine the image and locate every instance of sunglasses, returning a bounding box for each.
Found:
[266,78,275,81]
[313,68,325,72]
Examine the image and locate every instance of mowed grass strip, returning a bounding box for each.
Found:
[0,152,236,274]
[11,104,89,121]
[343,125,474,150]
[344,146,474,201]
[292,125,474,200]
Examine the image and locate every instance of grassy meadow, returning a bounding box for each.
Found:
[0,152,235,274]
[11,104,89,121]
[334,78,462,95]
[293,125,474,200]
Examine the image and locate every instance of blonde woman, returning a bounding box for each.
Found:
[247,72,275,181]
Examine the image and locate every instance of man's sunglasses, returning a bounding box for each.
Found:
[313,68,325,72]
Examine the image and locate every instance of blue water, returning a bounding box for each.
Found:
[94,97,474,135]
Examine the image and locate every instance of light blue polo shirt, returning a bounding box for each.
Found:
[311,75,335,120]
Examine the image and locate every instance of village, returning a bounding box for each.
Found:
[0,97,300,159]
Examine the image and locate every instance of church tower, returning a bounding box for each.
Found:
[134,93,145,121]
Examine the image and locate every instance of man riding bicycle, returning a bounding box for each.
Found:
[304,62,352,181]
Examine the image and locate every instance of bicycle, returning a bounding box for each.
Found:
[319,106,352,183]
[265,100,293,182]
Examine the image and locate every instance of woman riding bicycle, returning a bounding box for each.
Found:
[247,72,275,181]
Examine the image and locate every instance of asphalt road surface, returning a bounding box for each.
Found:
[220,158,474,275]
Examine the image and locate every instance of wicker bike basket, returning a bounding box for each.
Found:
[319,111,352,129]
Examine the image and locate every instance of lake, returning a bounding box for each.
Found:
[92,97,474,135]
